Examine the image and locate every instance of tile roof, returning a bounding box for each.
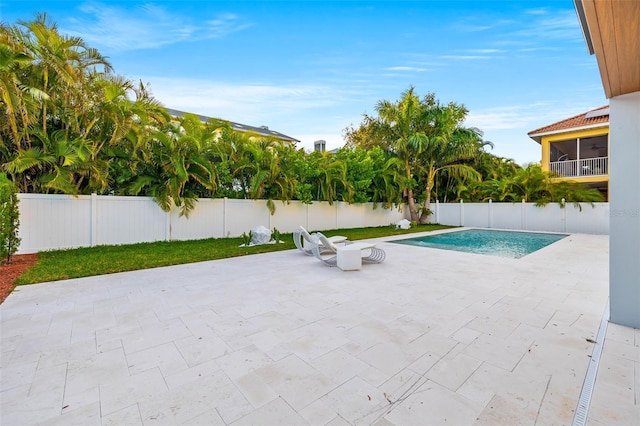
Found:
[528,105,609,139]
[166,108,299,143]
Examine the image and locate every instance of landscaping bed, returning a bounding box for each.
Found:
[0,254,38,304]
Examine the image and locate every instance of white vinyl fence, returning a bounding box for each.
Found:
[14,194,610,254]
[15,194,406,254]
[433,200,610,235]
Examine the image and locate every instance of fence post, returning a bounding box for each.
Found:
[306,203,310,230]
[561,198,567,232]
[435,199,439,224]
[521,199,526,230]
[165,206,171,241]
[223,197,228,237]
[90,193,97,247]
[460,199,464,226]
[267,201,271,230]
[488,199,493,228]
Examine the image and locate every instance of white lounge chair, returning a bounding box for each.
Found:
[293,226,347,256]
[310,234,386,268]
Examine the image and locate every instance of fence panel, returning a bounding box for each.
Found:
[565,202,609,234]
[337,202,366,229]
[17,194,92,252]
[464,203,490,228]
[269,201,308,234]
[438,203,461,226]
[224,199,270,237]
[96,196,166,245]
[307,202,338,231]
[491,203,524,230]
[364,204,407,227]
[525,203,564,233]
[170,198,225,240]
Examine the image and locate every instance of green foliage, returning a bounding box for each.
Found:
[271,227,281,243]
[240,230,253,247]
[347,86,488,223]
[0,173,21,262]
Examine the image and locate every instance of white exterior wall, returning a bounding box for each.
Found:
[609,92,640,328]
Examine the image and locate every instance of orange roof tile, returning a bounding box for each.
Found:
[528,105,609,137]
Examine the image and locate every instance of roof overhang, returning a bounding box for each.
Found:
[574,0,640,98]
[528,122,609,143]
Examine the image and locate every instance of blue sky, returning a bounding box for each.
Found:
[1,0,607,164]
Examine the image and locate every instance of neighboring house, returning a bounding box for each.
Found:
[528,105,609,199]
[166,108,300,145]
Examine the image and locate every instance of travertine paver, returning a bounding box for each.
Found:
[1,230,638,425]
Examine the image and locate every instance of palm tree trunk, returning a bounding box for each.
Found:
[419,171,435,224]
[407,188,420,222]
[419,190,432,224]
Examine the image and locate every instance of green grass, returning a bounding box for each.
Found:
[15,224,454,285]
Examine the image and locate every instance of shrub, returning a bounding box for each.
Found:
[0,173,21,263]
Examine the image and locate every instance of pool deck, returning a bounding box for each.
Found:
[1,230,638,425]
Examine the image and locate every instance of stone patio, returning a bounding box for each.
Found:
[1,230,638,425]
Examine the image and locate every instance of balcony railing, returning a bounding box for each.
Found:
[549,156,608,178]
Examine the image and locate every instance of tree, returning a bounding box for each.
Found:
[305,151,351,204]
[350,86,485,223]
[127,113,218,216]
[14,13,112,135]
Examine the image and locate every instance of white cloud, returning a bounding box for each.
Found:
[466,49,505,54]
[525,8,549,16]
[384,66,428,72]
[509,10,583,42]
[63,1,253,51]
[440,55,493,61]
[142,77,370,139]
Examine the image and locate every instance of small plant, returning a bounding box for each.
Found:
[240,230,253,247]
[271,227,281,244]
[0,173,21,263]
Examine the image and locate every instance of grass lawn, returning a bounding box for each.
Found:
[15,224,454,285]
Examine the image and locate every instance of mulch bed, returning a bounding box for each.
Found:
[0,254,38,304]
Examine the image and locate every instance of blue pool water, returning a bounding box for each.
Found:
[391,229,567,259]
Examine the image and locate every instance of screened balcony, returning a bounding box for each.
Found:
[549,135,608,178]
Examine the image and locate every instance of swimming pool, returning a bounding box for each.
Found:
[390,229,567,259]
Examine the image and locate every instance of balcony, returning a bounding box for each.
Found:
[549,156,608,178]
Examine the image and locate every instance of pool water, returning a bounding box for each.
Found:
[390,229,567,259]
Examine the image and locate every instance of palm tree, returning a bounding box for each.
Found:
[374,86,428,222]
[372,86,485,222]
[0,38,44,149]
[301,151,351,205]
[244,139,298,213]
[14,13,112,135]
[128,114,217,216]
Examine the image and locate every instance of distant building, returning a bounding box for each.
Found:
[167,108,299,145]
[528,105,609,200]
[314,140,326,152]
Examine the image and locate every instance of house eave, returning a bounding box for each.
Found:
[528,122,609,142]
